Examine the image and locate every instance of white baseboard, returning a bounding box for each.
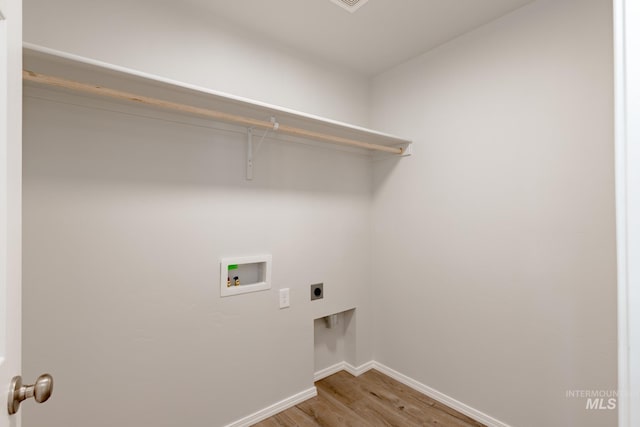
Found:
[223,386,317,427]
[314,362,348,381]
[314,361,375,381]
[344,360,375,377]
[232,360,510,427]
[372,362,512,427]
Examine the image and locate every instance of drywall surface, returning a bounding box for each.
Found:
[21,1,375,425]
[22,88,373,426]
[22,0,370,127]
[370,0,616,426]
[314,316,347,373]
[314,310,357,374]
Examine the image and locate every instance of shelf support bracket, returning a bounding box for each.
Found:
[246,118,279,181]
[247,128,254,181]
[399,142,413,156]
[373,141,413,161]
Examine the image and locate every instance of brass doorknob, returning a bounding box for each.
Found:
[8,373,54,415]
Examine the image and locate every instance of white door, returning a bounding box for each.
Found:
[0,0,21,425]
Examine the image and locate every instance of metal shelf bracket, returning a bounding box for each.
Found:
[246,117,279,181]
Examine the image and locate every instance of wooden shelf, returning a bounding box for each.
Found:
[23,44,412,156]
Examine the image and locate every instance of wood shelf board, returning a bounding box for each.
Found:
[23,44,412,152]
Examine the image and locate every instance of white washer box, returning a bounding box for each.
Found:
[220,255,272,297]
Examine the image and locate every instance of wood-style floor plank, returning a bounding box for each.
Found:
[269,406,319,427]
[252,370,486,427]
[359,370,483,426]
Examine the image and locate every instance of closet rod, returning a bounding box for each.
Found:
[23,70,404,155]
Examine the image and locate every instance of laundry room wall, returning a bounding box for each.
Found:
[22,0,619,426]
[21,0,374,426]
[22,0,370,126]
[369,0,616,426]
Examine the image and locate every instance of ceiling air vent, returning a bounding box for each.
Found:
[329,0,370,13]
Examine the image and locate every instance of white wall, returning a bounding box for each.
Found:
[370,0,616,426]
[22,88,373,427]
[22,0,370,127]
[21,1,374,426]
[22,0,619,425]
[314,310,356,373]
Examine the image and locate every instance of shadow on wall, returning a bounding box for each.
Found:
[314,309,357,373]
[23,91,372,197]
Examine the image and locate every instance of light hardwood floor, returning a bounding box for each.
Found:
[252,370,485,427]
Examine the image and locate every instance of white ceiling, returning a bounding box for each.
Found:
[179,0,535,75]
